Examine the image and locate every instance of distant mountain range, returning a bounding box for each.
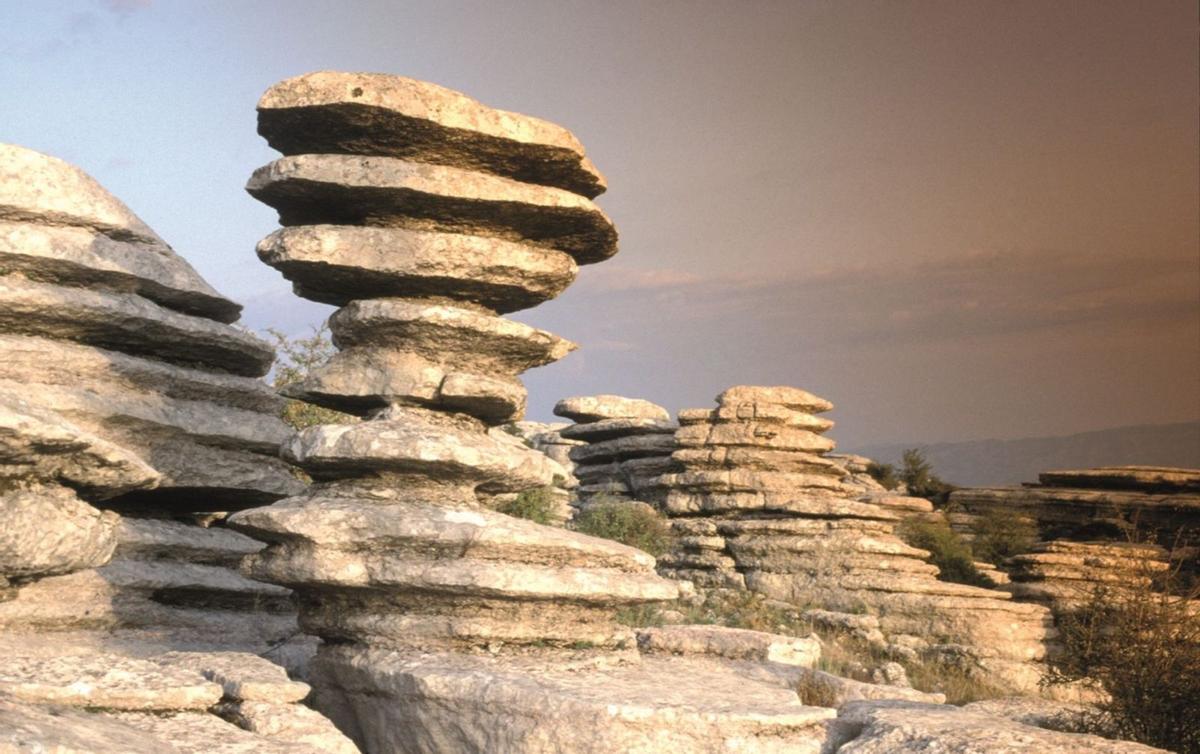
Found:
[851,421,1200,488]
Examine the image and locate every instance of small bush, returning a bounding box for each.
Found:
[571,501,674,556]
[900,448,956,505]
[265,327,359,431]
[866,461,900,490]
[1045,537,1200,753]
[899,519,995,588]
[971,508,1037,564]
[496,486,558,525]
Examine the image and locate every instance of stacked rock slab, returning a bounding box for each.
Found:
[0,144,301,650]
[655,386,1057,692]
[555,394,679,507]
[496,421,580,523]
[228,72,837,752]
[1004,540,1172,610]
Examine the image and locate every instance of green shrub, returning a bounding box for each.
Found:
[866,461,900,490]
[496,486,558,525]
[900,448,956,505]
[971,508,1037,564]
[265,326,359,431]
[899,519,995,588]
[1045,540,1200,753]
[571,501,673,556]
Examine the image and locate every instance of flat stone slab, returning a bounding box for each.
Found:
[682,403,835,432]
[0,695,178,753]
[0,391,157,496]
[0,277,273,378]
[1038,465,1200,493]
[673,446,845,474]
[637,624,821,667]
[257,70,606,198]
[717,385,834,414]
[257,224,576,312]
[104,710,332,754]
[246,154,617,264]
[328,298,575,372]
[832,700,1166,753]
[281,415,558,490]
[115,517,264,567]
[0,650,221,710]
[312,646,836,754]
[559,416,677,442]
[662,489,893,519]
[216,700,361,754]
[568,433,677,464]
[0,220,239,323]
[157,652,310,703]
[554,394,671,423]
[675,421,837,453]
[1,483,119,580]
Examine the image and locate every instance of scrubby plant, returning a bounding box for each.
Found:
[495,485,558,525]
[571,500,674,556]
[900,448,956,505]
[898,518,995,588]
[1045,536,1200,753]
[264,326,358,431]
[866,461,900,490]
[970,507,1037,564]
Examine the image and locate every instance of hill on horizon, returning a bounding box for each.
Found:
[851,421,1200,488]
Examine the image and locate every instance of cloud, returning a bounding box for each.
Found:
[101,0,153,16]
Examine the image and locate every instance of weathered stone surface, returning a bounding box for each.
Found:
[636,625,821,667]
[662,489,893,518]
[330,298,574,368]
[675,421,837,452]
[1039,465,1200,493]
[568,433,677,465]
[257,71,606,198]
[0,276,272,377]
[831,700,1165,753]
[0,651,221,710]
[216,700,361,754]
[0,694,178,754]
[312,646,835,754]
[258,224,576,312]
[0,484,119,580]
[717,385,834,413]
[105,710,331,754]
[114,517,264,567]
[0,220,239,324]
[673,446,845,474]
[558,416,677,442]
[281,414,557,490]
[246,154,617,264]
[158,652,310,703]
[792,668,944,707]
[554,394,670,423]
[962,697,1101,733]
[0,391,157,495]
[284,347,527,422]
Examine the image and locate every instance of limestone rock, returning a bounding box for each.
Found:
[157,652,310,703]
[0,484,119,580]
[1039,465,1200,493]
[0,651,221,710]
[0,695,178,754]
[554,394,671,423]
[216,700,361,754]
[831,700,1165,753]
[258,225,576,312]
[636,624,821,667]
[246,154,617,264]
[257,71,606,198]
[104,710,332,754]
[717,385,834,414]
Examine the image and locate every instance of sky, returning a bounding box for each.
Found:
[2,1,1197,449]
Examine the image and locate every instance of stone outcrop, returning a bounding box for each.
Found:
[226,71,843,753]
[0,144,348,751]
[653,386,1058,693]
[555,394,679,507]
[948,466,1200,550]
[1003,540,1171,610]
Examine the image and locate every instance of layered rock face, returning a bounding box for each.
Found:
[654,386,1057,692]
[1004,540,1171,610]
[0,145,301,646]
[948,466,1200,549]
[226,72,843,752]
[555,394,679,507]
[0,145,345,751]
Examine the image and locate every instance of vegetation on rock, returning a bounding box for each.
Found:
[899,518,996,588]
[264,327,358,430]
[900,448,956,504]
[571,500,674,556]
[866,460,900,490]
[495,486,558,525]
[970,507,1038,564]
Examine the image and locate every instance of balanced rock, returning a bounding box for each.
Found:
[228,72,840,753]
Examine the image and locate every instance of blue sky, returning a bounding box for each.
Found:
[3,1,1197,448]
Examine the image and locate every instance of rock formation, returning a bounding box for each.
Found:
[227,71,847,753]
[0,144,348,750]
[653,386,1058,693]
[1003,540,1171,610]
[555,394,679,507]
